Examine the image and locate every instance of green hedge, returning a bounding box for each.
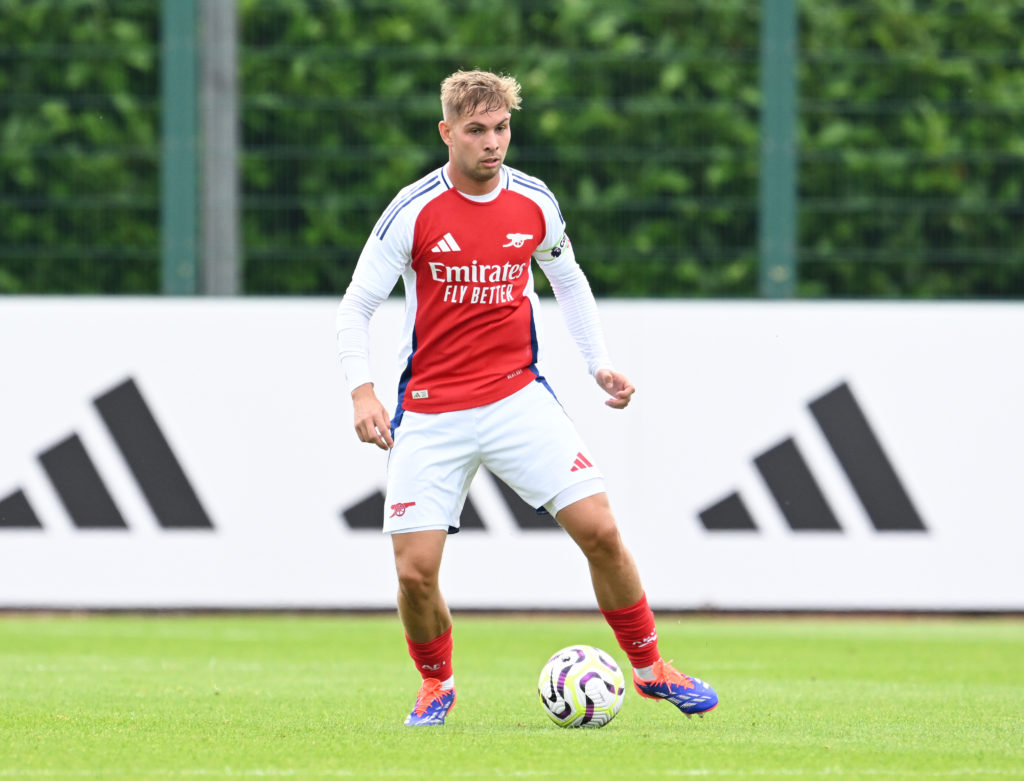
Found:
[1,0,1021,297]
[238,0,760,297]
[0,0,160,293]
[798,0,1024,298]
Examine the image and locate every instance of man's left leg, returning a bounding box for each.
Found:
[556,493,719,717]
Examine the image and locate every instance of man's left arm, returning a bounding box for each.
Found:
[535,235,635,410]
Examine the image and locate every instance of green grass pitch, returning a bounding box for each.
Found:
[1,613,1022,778]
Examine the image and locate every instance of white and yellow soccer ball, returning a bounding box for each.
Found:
[538,645,625,728]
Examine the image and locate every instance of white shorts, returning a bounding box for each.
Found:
[383,380,605,534]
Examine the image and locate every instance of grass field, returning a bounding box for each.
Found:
[1,613,1022,779]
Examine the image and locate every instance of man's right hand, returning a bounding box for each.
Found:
[351,383,394,450]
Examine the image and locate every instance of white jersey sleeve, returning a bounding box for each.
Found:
[335,184,417,391]
[535,233,613,376]
[505,167,614,377]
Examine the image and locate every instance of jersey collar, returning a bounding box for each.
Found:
[440,164,510,201]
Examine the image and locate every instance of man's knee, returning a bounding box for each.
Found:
[557,495,625,559]
[577,519,625,560]
[396,558,441,599]
[392,530,446,601]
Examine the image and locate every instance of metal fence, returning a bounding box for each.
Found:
[0,0,161,292]
[1,0,1021,297]
[796,2,1024,298]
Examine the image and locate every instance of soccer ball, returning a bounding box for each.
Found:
[538,645,625,728]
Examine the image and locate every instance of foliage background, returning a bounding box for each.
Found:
[1,0,1022,297]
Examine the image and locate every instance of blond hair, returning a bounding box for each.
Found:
[440,70,522,121]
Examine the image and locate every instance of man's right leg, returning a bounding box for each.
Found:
[384,405,478,725]
[393,529,451,641]
[392,529,457,726]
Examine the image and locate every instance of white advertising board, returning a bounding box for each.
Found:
[1,298,1021,610]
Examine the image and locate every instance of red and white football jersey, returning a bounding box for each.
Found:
[339,164,609,419]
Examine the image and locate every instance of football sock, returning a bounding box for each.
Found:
[600,592,662,670]
[633,663,657,681]
[406,625,454,683]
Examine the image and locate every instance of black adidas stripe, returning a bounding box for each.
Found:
[699,381,927,534]
[1,377,214,533]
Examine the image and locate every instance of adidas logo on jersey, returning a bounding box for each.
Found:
[431,232,461,253]
[570,452,594,472]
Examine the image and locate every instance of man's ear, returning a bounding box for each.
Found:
[438,120,451,146]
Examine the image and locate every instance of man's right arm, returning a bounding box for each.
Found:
[336,281,386,391]
[349,381,395,450]
[336,207,412,447]
[336,277,393,449]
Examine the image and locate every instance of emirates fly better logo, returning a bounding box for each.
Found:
[431,259,527,306]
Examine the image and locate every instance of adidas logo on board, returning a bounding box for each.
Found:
[0,377,214,532]
[698,381,926,534]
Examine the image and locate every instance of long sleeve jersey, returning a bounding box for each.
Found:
[336,164,612,419]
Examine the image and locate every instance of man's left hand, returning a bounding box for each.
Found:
[595,368,636,410]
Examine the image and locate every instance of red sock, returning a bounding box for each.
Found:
[600,592,661,669]
[405,626,453,682]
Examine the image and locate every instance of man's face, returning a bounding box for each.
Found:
[439,103,511,193]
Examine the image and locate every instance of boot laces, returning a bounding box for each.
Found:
[652,659,695,690]
[413,678,446,716]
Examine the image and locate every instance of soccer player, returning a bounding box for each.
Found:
[336,69,718,726]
